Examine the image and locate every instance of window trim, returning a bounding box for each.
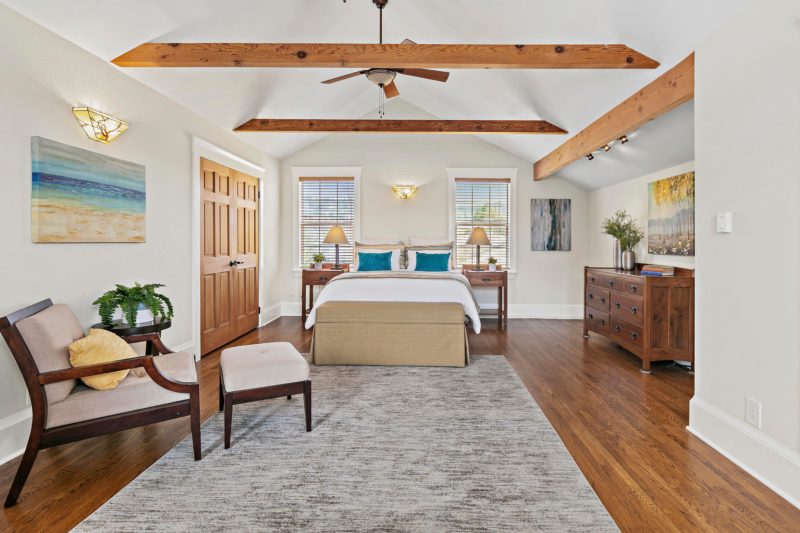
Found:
[447,168,517,272]
[292,166,362,272]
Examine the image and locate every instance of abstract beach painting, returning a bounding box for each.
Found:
[648,172,695,256]
[531,199,571,251]
[32,137,145,243]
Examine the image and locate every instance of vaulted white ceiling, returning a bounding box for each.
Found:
[2,0,748,188]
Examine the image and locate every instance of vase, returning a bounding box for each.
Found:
[613,239,623,269]
[621,250,636,271]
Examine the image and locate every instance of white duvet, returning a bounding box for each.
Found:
[304,271,482,333]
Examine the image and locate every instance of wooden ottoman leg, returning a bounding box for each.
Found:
[287,395,291,400]
[224,394,233,449]
[190,385,201,461]
[303,380,312,432]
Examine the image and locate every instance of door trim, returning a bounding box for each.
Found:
[191,137,266,360]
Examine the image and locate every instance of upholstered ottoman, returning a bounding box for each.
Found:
[219,342,311,449]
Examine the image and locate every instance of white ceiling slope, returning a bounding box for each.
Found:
[2,0,747,187]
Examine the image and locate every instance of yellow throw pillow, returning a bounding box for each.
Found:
[68,329,137,390]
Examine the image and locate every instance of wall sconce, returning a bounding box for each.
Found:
[392,184,417,200]
[72,107,129,143]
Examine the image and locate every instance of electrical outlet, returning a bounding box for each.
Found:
[745,397,762,429]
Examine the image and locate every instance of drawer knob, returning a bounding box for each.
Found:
[614,326,621,333]
[590,277,596,283]
[630,306,638,314]
[588,294,594,300]
[615,302,621,309]
[600,298,606,303]
[607,281,614,287]
[630,332,638,340]
[599,319,606,326]
[588,313,594,319]
[482,278,491,282]
[630,286,638,293]
[320,276,328,282]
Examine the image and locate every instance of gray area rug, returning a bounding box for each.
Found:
[75,356,617,532]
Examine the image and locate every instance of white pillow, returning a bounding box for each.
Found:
[358,238,403,245]
[356,249,401,271]
[409,237,451,246]
[407,250,452,271]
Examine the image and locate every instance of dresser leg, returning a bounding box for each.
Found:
[640,359,652,374]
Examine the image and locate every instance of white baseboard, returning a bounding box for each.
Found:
[278,301,582,320]
[260,303,282,326]
[0,407,32,465]
[688,397,800,510]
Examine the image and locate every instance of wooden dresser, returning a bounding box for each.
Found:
[583,265,694,373]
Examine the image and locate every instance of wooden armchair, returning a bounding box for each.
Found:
[0,299,201,507]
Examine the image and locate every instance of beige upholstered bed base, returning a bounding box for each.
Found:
[311,302,469,367]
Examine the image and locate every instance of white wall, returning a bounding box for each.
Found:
[0,6,280,463]
[278,101,589,318]
[689,0,800,508]
[588,161,695,268]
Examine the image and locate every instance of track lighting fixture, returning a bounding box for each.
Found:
[602,144,611,152]
[619,135,629,144]
[586,153,595,161]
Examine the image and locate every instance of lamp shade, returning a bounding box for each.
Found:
[323,225,350,245]
[72,107,128,143]
[466,227,491,246]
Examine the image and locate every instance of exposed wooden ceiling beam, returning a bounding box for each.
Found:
[533,53,694,180]
[112,43,659,69]
[234,119,567,135]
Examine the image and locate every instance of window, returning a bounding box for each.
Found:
[299,177,355,267]
[454,178,511,268]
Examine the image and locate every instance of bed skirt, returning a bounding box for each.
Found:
[311,301,469,367]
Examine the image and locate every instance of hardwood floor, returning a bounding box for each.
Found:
[1,318,798,532]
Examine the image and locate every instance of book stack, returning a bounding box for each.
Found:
[640,265,675,277]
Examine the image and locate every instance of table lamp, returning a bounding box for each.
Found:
[323,225,350,269]
[466,227,491,271]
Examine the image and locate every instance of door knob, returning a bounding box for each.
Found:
[229,260,244,267]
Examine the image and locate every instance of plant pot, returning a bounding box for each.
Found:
[621,250,636,271]
[613,239,623,269]
[488,264,497,272]
[314,262,323,270]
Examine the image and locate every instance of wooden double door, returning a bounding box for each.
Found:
[200,158,260,355]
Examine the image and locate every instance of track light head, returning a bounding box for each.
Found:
[602,144,611,152]
[619,135,629,144]
[586,153,595,161]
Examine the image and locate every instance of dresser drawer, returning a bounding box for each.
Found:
[623,279,645,296]
[611,318,644,350]
[586,308,610,333]
[586,271,603,287]
[586,287,610,311]
[610,292,644,325]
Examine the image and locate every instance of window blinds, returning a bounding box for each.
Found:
[299,177,355,267]
[454,178,511,268]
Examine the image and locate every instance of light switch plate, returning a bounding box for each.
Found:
[716,212,733,233]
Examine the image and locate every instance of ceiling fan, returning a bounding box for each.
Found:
[322,0,450,115]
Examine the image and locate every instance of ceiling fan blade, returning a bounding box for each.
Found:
[398,68,450,82]
[321,70,366,84]
[383,81,400,99]
[401,38,417,45]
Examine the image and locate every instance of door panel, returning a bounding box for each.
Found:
[200,158,260,355]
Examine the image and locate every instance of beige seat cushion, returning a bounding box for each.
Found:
[46,351,196,429]
[221,342,309,392]
[68,329,138,390]
[16,304,84,404]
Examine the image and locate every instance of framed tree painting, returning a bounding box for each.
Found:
[31,137,146,243]
[647,171,695,256]
[531,198,571,251]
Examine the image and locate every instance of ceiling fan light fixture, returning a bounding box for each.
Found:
[366,69,397,87]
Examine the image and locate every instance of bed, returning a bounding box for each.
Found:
[305,270,481,367]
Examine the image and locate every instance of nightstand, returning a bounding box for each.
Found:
[301,266,349,323]
[462,267,508,329]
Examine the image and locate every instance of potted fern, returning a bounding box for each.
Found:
[94,283,174,327]
[312,253,325,270]
[487,256,498,272]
